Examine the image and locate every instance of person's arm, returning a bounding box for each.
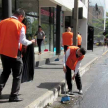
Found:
[35,31,38,36]
[63,49,70,73]
[61,36,63,46]
[81,37,82,43]
[75,60,81,74]
[72,60,81,80]
[42,31,45,39]
[19,27,35,46]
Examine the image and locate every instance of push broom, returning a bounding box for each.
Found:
[61,54,70,103]
[44,40,48,52]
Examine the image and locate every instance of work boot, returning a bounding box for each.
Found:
[9,96,23,102]
[0,91,2,98]
[67,90,74,95]
[79,90,83,95]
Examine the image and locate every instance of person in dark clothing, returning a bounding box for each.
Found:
[35,26,45,55]
[62,27,73,53]
[77,32,82,48]
[0,9,35,102]
[63,46,86,95]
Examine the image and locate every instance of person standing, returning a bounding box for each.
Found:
[63,46,86,95]
[62,27,73,53]
[77,32,82,48]
[0,9,35,102]
[35,26,45,55]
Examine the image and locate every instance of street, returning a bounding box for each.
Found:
[75,53,108,108]
[49,50,108,108]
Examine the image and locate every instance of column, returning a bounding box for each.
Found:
[2,0,12,19]
[56,5,61,55]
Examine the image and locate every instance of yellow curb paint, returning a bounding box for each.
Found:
[102,50,108,56]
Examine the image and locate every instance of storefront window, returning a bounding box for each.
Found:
[61,11,64,27]
[41,7,54,51]
[12,0,15,11]
[23,16,38,39]
[16,0,38,16]
[15,0,39,52]
[41,8,49,23]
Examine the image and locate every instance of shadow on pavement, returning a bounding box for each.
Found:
[35,67,62,69]
[46,63,62,65]
[37,82,60,90]
[0,94,9,103]
[0,100,9,103]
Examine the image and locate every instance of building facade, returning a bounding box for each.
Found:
[0,0,88,54]
[88,0,105,43]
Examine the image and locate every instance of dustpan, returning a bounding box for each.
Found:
[61,77,70,103]
[61,53,70,103]
[55,55,59,61]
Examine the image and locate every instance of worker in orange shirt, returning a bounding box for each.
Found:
[63,46,86,95]
[62,27,73,53]
[0,9,35,102]
[77,32,82,48]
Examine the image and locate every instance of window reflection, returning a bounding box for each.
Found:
[16,0,38,16]
[23,16,38,40]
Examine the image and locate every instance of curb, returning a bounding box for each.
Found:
[25,50,108,108]
[102,50,108,56]
[35,55,64,67]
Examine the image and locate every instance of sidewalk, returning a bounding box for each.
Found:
[0,46,108,108]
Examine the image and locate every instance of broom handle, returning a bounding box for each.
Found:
[65,76,67,95]
[44,40,46,49]
[65,53,67,95]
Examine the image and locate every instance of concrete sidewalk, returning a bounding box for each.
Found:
[0,46,108,108]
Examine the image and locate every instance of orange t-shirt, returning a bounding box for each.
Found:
[66,46,84,70]
[62,32,73,45]
[0,18,26,58]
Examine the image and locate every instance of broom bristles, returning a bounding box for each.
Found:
[44,49,48,51]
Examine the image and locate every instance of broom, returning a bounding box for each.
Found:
[61,76,70,103]
[44,40,48,52]
[61,53,70,103]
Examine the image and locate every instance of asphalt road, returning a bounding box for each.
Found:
[49,50,108,108]
[73,52,108,108]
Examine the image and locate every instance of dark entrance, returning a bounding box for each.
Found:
[87,26,94,51]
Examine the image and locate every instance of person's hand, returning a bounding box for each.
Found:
[31,39,35,43]
[72,74,76,80]
[43,36,45,40]
[63,66,67,73]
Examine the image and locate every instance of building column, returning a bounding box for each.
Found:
[49,7,52,51]
[78,19,87,50]
[2,0,12,19]
[39,4,41,25]
[56,5,61,55]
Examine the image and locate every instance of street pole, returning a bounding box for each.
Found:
[104,0,106,31]
[103,0,106,51]
[73,0,79,46]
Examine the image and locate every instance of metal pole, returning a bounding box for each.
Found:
[56,5,61,55]
[103,0,106,52]
[73,0,79,46]
[104,0,106,31]
[49,7,51,51]
[2,0,12,19]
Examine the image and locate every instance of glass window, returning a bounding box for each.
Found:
[16,0,39,16]
[12,0,15,11]
[61,11,64,27]
[41,7,49,23]
[23,16,38,39]
[0,0,1,7]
